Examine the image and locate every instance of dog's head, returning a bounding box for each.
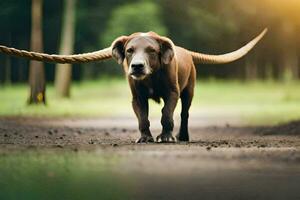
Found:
[111,32,175,80]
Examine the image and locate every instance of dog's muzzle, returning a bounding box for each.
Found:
[131,63,145,75]
[129,60,150,80]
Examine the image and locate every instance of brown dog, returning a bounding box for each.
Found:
[0,29,267,143]
[111,30,267,143]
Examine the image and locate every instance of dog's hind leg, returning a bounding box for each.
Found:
[177,68,195,142]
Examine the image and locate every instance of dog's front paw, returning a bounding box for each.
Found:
[176,133,189,142]
[135,135,154,143]
[156,133,176,143]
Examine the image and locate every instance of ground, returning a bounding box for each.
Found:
[1,116,300,200]
[1,80,300,199]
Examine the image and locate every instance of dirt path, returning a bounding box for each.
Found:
[1,116,300,149]
[1,117,300,200]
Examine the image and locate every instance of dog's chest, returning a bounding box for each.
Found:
[147,86,161,103]
[146,76,166,103]
[148,87,155,96]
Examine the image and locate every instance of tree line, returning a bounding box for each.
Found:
[0,0,299,101]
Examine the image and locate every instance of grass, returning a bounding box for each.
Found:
[0,78,132,117]
[0,150,131,200]
[1,78,300,125]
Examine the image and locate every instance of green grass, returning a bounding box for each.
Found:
[1,78,300,125]
[0,150,131,200]
[0,79,133,117]
[195,80,300,125]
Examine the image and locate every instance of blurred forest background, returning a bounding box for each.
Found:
[0,0,299,84]
[0,0,300,118]
[0,0,300,110]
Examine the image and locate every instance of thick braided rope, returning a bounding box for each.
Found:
[0,45,112,64]
[188,28,267,64]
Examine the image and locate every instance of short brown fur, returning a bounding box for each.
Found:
[112,32,196,143]
[111,31,265,143]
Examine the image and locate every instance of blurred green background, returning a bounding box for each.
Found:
[1,0,299,81]
[0,0,300,124]
[2,80,300,125]
[0,150,134,200]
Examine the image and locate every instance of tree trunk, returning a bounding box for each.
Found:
[279,21,299,82]
[264,62,274,81]
[55,0,76,98]
[4,32,12,85]
[281,51,299,82]
[28,0,46,104]
[245,59,258,81]
[4,57,11,85]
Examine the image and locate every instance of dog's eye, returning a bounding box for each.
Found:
[147,48,156,53]
[126,48,134,54]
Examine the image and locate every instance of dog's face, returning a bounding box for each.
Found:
[112,32,174,80]
[125,36,160,80]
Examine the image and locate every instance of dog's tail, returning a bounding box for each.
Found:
[0,45,112,64]
[188,28,267,65]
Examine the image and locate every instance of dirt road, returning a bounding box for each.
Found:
[0,117,300,200]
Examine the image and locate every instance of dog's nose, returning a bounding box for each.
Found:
[131,63,144,70]
[131,63,145,74]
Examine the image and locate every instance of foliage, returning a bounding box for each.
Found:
[0,0,300,81]
[101,1,167,46]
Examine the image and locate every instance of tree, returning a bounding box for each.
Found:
[97,1,167,76]
[54,0,76,98]
[28,0,46,104]
[101,1,167,46]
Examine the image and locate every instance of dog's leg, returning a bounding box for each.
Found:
[177,88,194,142]
[176,66,196,142]
[177,67,195,142]
[132,97,154,143]
[156,90,179,143]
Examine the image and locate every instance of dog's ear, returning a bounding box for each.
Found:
[159,37,175,65]
[111,36,129,64]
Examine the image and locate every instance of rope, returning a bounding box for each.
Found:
[0,28,266,65]
[0,45,112,64]
[188,28,267,64]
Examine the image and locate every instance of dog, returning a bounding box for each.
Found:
[111,30,267,143]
